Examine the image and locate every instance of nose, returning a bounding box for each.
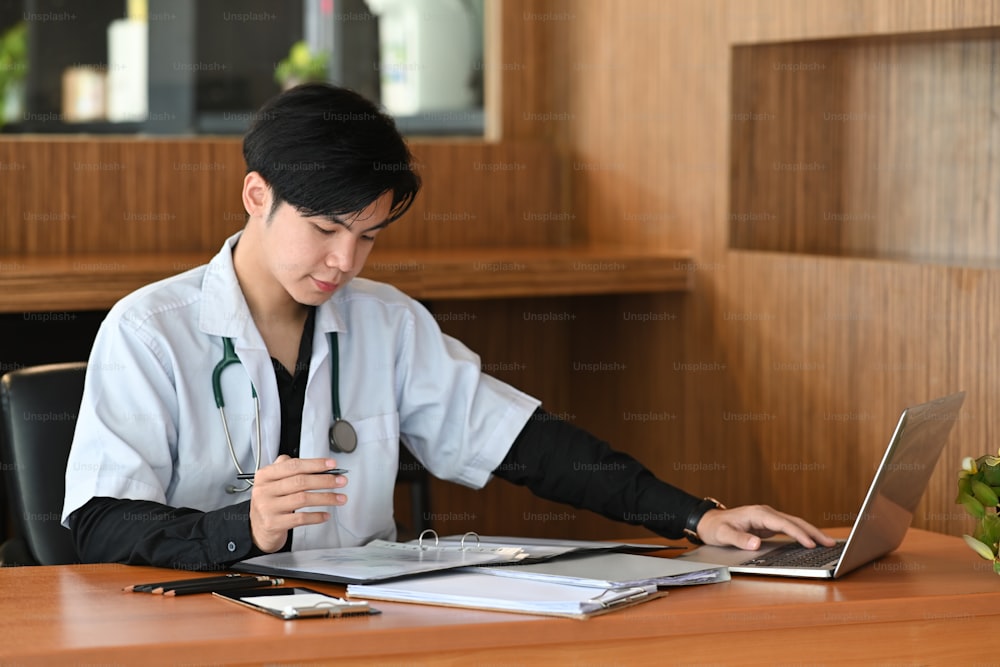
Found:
[326,232,357,274]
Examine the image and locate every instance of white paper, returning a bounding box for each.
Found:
[348,571,657,618]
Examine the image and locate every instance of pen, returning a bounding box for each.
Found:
[162,577,285,597]
[236,468,348,481]
[124,573,244,593]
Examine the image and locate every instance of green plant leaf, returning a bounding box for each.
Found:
[959,492,986,518]
[963,534,996,561]
[974,514,1000,548]
[956,476,973,502]
[981,463,1000,487]
[972,479,1000,507]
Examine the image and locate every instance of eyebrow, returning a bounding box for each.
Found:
[322,214,391,234]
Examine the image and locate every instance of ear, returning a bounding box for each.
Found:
[242,171,272,220]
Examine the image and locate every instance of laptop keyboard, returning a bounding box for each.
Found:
[740,542,845,568]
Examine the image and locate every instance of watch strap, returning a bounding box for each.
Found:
[683,497,726,544]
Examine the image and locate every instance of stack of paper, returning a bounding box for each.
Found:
[347,571,664,619]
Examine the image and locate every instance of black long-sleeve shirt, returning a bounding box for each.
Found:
[68,310,701,569]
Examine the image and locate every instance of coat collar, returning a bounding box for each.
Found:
[197,231,347,341]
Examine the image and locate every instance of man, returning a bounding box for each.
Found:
[62,84,832,569]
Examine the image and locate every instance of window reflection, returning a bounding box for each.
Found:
[0,0,484,135]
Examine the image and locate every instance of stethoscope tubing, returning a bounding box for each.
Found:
[216,332,356,493]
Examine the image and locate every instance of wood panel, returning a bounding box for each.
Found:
[542,0,1000,540]
[730,30,1000,262]
[0,138,571,256]
[0,246,692,313]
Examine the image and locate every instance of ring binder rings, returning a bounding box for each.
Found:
[416,529,485,551]
[233,530,527,584]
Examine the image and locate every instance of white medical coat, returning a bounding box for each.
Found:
[62,232,540,550]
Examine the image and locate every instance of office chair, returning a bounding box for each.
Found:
[0,362,86,566]
[396,446,431,540]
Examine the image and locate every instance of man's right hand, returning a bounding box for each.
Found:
[248,455,348,553]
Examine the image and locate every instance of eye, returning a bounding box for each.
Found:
[360,234,377,242]
[313,223,336,235]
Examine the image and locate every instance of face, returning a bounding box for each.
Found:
[240,171,393,308]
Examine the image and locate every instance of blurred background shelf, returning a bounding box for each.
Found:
[0,245,694,313]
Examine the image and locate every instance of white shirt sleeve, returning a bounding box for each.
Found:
[393,301,540,489]
[62,310,179,526]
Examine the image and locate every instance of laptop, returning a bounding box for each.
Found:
[678,391,966,579]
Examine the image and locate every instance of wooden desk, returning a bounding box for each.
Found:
[0,529,996,666]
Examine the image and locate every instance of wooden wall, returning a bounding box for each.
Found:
[428,0,1000,542]
[516,0,1000,541]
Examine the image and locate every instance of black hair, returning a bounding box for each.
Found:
[242,83,421,225]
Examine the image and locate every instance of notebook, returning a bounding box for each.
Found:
[677,391,965,579]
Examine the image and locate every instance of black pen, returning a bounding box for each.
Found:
[236,468,348,481]
[162,577,284,597]
[124,573,244,593]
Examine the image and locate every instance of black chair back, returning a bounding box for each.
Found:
[0,362,86,565]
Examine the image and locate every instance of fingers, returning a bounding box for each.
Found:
[249,457,349,553]
[699,505,837,550]
[253,456,342,484]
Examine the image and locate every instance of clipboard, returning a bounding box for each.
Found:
[213,586,380,619]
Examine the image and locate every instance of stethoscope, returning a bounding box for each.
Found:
[213,332,358,493]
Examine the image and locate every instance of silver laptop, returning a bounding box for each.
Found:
[679,391,966,579]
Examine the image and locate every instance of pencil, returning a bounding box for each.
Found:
[124,573,243,593]
[162,577,284,597]
[151,575,270,594]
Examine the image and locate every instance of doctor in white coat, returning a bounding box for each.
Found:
[62,84,833,569]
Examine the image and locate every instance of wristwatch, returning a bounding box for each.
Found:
[683,497,726,544]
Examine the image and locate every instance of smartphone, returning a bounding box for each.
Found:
[213,586,378,619]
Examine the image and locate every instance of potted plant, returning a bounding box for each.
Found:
[274,40,329,91]
[957,453,1000,573]
[0,22,27,128]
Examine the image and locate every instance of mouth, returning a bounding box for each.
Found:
[312,277,339,293]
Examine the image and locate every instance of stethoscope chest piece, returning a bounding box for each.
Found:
[329,419,358,453]
[326,331,357,454]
